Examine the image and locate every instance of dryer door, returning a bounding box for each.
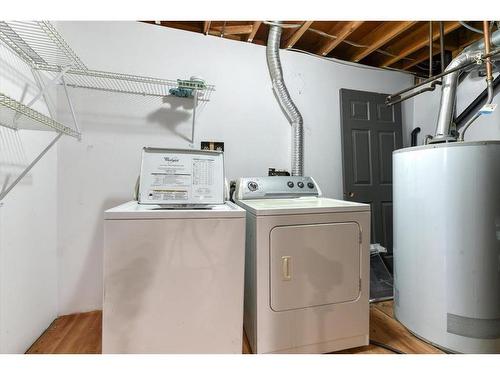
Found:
[270,222,361,312]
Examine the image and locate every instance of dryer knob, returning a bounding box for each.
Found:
[247,181,259,191]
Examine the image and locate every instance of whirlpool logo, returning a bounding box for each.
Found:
[164,157,179,163]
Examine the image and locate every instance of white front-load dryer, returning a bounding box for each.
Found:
[235,176,370,353]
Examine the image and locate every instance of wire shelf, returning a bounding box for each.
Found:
[0,93,81,139]
[0,21,213,200]
[0,21,87,70]
[39,66,215,101]
[0,21,215,100]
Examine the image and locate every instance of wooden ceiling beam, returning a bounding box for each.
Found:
[247,21,262,42]
[211,24,254,35]
[347,21,417,62]
[203,21,211,35]
[206,30,241,41]
[316,21,364,56]
[379,21,461,67]
[451,31,484,58]
[400,43,444,70]
[284,21,314,48]
[397,39,458,71]
[159,22,204,34]
[146,21,477,74]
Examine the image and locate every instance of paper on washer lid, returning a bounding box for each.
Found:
[138,148,225,206]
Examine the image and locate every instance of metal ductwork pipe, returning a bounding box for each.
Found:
[266,21,304,176]
[432,27,500,143]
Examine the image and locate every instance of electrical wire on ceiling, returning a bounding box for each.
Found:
[213,20,492,75]
[459,21,484,34]
[308,28,429,69]
[459,20,500,34]
[263,21,427,69]
[265,20,500,75]
[306,27,366,49]
[284,47,428,78]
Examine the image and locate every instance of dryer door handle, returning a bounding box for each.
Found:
[282,256,291,281]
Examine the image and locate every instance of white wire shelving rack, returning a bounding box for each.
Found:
[0,21,214,200]
[0,93,81,200]
[0,93,80,138]
[0,21,215,100]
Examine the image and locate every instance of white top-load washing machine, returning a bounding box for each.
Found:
[235,176,371,353]
[103,148,246,353]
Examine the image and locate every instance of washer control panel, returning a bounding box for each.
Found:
[235,176,321,200]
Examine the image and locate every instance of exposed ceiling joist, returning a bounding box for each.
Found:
[347,21,417,62]
[452,32,484,58]
[144,21,476,74]
[158,21,202,33]
[400,43,444,70]
[247,21,262,42]
[379,21,461,67]
[316,21,364,56]
[207,30,241,41]
[211,24,254,35]
[203,21,211,35]
[284,21,314,48]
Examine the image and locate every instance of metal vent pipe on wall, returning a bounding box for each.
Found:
[433,27,500,143]
[266,21,304,176]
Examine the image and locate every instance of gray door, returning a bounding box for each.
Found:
[339,88,403,253]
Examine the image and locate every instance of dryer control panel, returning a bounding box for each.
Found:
[235,176,321,200]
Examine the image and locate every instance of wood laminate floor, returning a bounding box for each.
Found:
[26,301,443,354]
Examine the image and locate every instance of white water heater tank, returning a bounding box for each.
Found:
[393,141,500,353]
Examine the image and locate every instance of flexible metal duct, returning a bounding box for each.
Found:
[266,22,304,176]
[433,29,500,143]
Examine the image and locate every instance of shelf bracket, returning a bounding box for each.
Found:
[61,74,80,135]
[13,66,71,125]
[0,132,63,201]
[31,68,55,119]
[191,89,198,145]
[15,66,81,139]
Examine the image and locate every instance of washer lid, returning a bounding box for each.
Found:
[236,197,370,216]
[105,200,245,219]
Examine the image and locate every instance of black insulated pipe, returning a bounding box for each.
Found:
[455,74,500,128]
[388,80,442,106]
[411,127,421,147]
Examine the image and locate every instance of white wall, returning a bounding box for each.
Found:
[0,42,58,353]
[54,21,414,314]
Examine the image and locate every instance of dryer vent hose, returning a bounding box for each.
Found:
[266,22,304,176]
